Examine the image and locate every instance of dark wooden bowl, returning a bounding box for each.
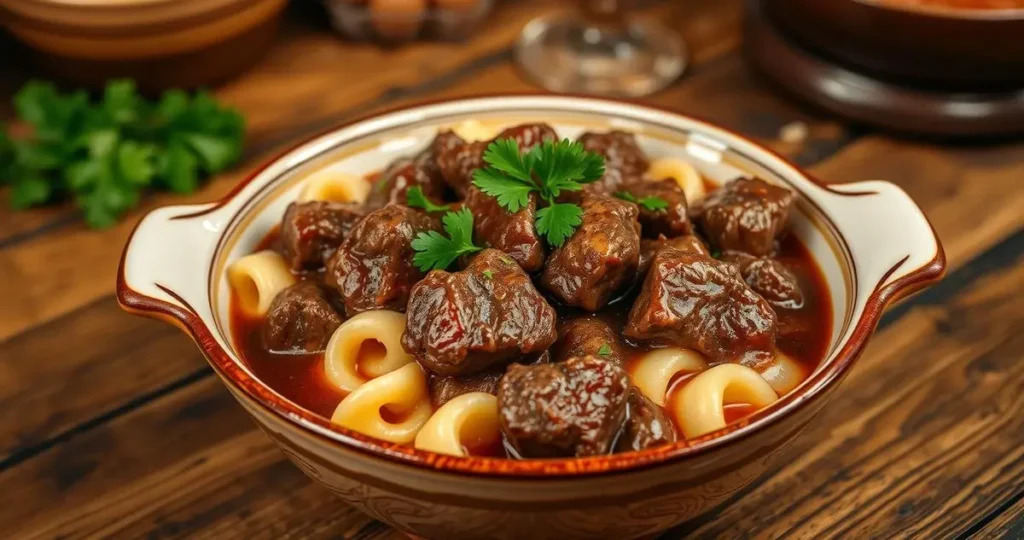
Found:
[764,0,1024,90]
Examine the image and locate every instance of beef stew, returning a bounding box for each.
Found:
[227,122,833,459]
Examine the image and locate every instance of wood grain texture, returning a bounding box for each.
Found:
[1,0,1022,537]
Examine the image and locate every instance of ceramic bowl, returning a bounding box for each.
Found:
[0,0,287,91]
[117,96,945,540]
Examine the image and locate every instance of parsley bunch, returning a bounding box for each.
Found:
[411,208,482,271]
[472,138,605,247]
[615,190,668,212]
[0,80,245,228]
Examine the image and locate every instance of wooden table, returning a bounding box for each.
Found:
[1,1,1022,538]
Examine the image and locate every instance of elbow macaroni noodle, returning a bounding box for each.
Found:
[331,363,432,444]
[647,157,706,203]
[324,310,414,393]
[674,363,779,439]
[414,392,501,457]
[632,348,709,406]
[298,169,371,204]
[757,350,807,396]
[227,251,296,316]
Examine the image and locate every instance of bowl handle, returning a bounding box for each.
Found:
[117,203,225,324]
[811,180,946,306]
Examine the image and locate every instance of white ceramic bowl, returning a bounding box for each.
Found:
[118,96,945,539]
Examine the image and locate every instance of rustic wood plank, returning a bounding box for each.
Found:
[0,0,744,342]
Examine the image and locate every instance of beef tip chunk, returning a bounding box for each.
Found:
[428,370,503,408]
[325,205,439,316]
[280,201,364,270]
[721,251,804,309]
[464,186,545,273]
[553,317,625,364]
[615,388,678,452]
[692,177,795,257]
[402,249,558,376]
[620,178,691,238]
[625,247,778,367]
[541,196,641,311]
[579,131,650,177]
[366,131,465,210]
[498,355,629,457]
[437,123,557,197]
[263,282,343,353]
[639,234,710,275]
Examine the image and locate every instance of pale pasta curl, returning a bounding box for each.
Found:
[756,350,808,396]
[450,119,500,142]
[324,310,413,393]
[675,364,779,439]
[631,348,709,406]
[298,169,370,204]
[414,392,501,457]
[227,251,296,316]
[647,157,706,203]
[331,363,432,444]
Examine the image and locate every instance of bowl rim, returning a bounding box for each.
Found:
[850,0,1024,20]
[117,93,946,478]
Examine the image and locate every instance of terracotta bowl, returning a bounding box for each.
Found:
[0,0,287,91]
[117,96,945,540]
[765,0,1024,89]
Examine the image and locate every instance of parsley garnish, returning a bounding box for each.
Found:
[0,79,245,228]
[411,208,483,272]
[597,343,612,356]
[615,190,668,213]
[482,270,494,279]
[406,186,450,213]
[472,138,605,247]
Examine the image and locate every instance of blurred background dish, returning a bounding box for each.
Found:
[0,0,287,92]
[323,0,495,43]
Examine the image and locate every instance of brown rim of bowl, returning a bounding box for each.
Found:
[851,0,1024,20]
[116,93,947,478]
[0,0,268,36]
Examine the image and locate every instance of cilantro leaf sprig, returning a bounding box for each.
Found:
[411,208,483,272]
[0,79,245,228]
[471,138,605,247]
[615,190,668,213]
[406,186,451,213]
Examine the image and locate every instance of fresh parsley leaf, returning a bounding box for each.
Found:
[482,270,494,279]
[471,138,606,247]
[597,343,612,356]
[1,79,245,227]
[405,185,451,213]
[473,167,535,213]
[615,191,668,212]
[411,208,483,272]
[536,203,583,248]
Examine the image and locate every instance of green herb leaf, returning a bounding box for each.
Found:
[482,270,494,279]
[411,208,483,272]
[10,173,53,209]
[472,167,535,213]
[482,138,535,183]
[405,186,451,213]
[597,344,612,357]
[615,190,668,213]
[531,139,605,200]
[535,203,583,248]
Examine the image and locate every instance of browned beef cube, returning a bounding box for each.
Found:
[625,247,778,367]
[541,196,641,311]
[692,177,795,257]
[619,178,691,238]
[280,201,364,271]
[579,131,650,177]
[263,282,343,353]
[325,205,439,317]
[553,317,625,364]
[464,186,545,273]
[402,249,558,376]
[721,251,804,309]
[615,387,678,452]
[639,234,710,275]
[427,370,503,408]
[366,131,465,210]
[498,355,630,457]
[437,123,557,197]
